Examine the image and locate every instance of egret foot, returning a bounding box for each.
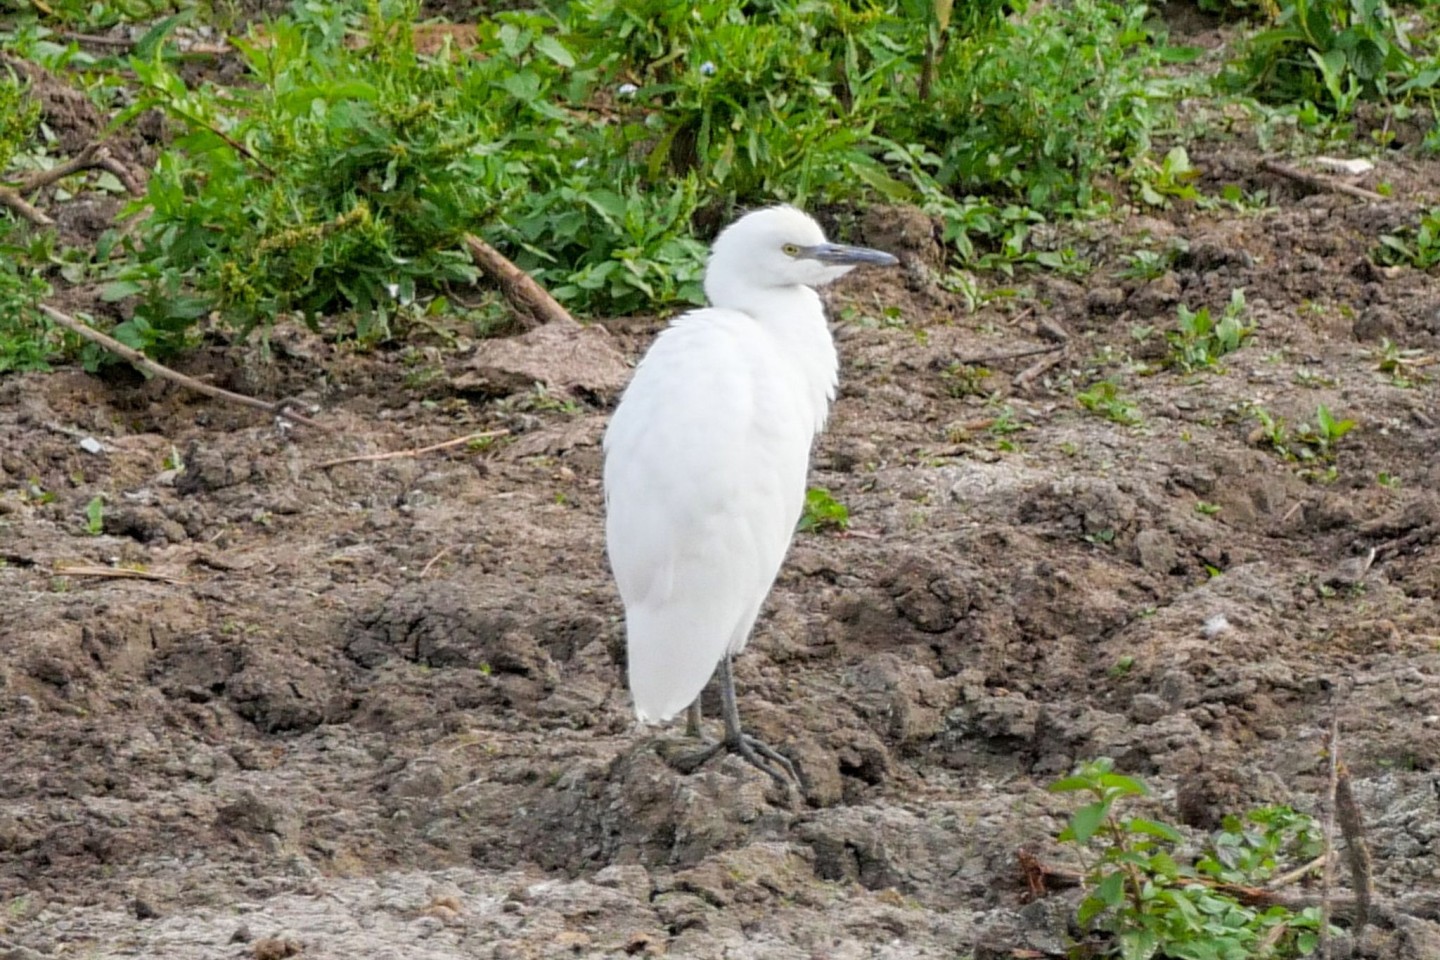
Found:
[673,656,797,788]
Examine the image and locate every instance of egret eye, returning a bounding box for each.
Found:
[781,243,801,256]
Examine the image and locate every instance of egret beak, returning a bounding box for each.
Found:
[804,243,899,267]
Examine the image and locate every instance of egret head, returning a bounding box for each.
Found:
[704,206,898,308]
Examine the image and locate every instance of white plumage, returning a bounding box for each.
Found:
[603,206,897,781]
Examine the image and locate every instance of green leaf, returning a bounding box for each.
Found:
[1095,869,1126,907]
[1069,800,1108,843]
[1098,772,1149,796]
[134,9,195,59]
[533,34,575,68]
[85,495,104,535]
[1128,817,1182,842]
[100,281,144,302]
[1351,38,1386,82]
[1049,775,1096,793]
[1118,927,1159,960]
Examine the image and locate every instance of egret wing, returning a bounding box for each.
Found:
[604,309,811,722]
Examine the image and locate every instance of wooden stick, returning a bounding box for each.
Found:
[0,142,144,222]
[59,31,138,47]
[1335,763,1374,937]
[1267,852,1331,891]
[312,429,509,470]
[464,233,576,330]
[1261,159,1388,203]
[419,545,452,577]
[53,563,187,584]
[16,142,105,192]
[0,187,54,226]
[1024,854,1382,921]
[1015,350,1067,392]
[1319,712,1340,960]
[96,155,145,196]
[38,305,330,432]
[954,343,1063,366]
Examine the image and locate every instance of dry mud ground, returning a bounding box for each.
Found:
[6,150,1440,957]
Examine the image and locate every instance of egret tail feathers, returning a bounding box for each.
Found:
[626,602,735,723]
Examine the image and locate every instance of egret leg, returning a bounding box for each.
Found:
[684,700,705,739]
[683,657,797,787]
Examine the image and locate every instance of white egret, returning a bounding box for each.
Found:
[603,205,898,784]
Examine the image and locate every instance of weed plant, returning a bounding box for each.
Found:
[1,0,1196,362]
[1053,759,1333,959]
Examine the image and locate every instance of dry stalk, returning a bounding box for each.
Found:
[38,305,330,432]
[53,563,187,584]
[311,429,509,470]
[1319,711,1340,960]
[1261,159,1389,203]
[1335,763,1375,936]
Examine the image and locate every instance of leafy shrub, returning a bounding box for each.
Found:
[1052,759,1333,960]
[1222,0,1420,114]
[10,0,1193,358]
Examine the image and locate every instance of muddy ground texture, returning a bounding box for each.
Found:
[7,29,1440,960]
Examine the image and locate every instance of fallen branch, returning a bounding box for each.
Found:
[1023,853,1387,924]
[1015,349,1068,392]
[38,305,330,432]
[312,429,509,470]
[59,31,137,47]
[1320,712,1340,959]
[954,343,1063,366]
[419,545,452,577]
[0,143,146,226]
[1261,159,1389,203]
[1267,852,1331,891]
[464,233,576,330]
[18,142,106,192]
[53,563,187,584]
[0,188,54,226]
[1335,759,1375,937]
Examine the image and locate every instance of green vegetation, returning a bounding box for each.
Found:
[1222,0,1428,118]
[1077,380,1143,425]
[84,495,104,535]
[3,0,1440,368]
[1165,290,1253,373]
[1251,403,1356,465]
[799,486,850,534]
[1368,338,1432,388]
[0,0,1197,363]
[1374,207,1440,270]
[1052,758,1333,960]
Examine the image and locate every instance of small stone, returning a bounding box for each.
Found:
[1129,693,1169,725]
[1133,529,1178,575]
[554,931,591,951]
[230,924,252,944]
[253,937,301,960]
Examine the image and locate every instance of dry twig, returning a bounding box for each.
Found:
[1267,852,1332,891]
[419,545,453,577]
[464,233,577,330]
[312,429,509,470]
[0,185,55,226]
[1015,349,1068,392]
[38,305,330,432]
[53,563,187,584]
[1320,712,1340,960]
[1335,762,1375,937]
[1261,159,1389,203]
[0,143,144,225]
[954,343,1064,366]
